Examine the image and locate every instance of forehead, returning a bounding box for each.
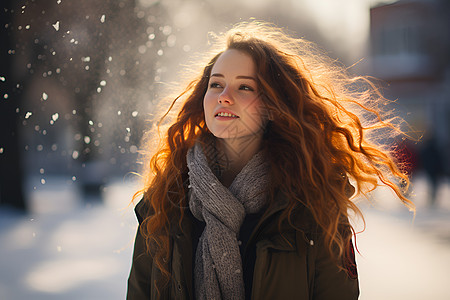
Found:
[210,49,256,76]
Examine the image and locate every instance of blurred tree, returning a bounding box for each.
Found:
[0,0,26,210]
[4,0,168,202]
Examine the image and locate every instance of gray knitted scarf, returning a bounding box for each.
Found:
[186,140,270,300]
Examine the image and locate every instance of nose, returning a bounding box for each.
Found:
[218,88,234,105]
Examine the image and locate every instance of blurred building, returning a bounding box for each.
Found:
[370,0,450,174]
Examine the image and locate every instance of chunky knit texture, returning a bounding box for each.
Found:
[187,140,270,300]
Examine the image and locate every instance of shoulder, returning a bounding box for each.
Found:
[270,189,318,234]
[251,193,359,299]
[269,189,354,253]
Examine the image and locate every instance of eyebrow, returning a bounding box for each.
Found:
[210,73,256,81]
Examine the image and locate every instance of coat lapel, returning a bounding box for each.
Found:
[244,189,290,257]
[172,208,195,299]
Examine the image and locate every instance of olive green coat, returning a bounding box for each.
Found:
[127,190,359,300]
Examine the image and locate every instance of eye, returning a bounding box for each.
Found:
[239,84,255,91]
[209,82,222,89]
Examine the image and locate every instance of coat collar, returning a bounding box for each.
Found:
[170,188,291,236]
[244,188,290,252]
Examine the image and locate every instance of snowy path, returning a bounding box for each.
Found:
[0,175,449,299]
[355,174,450,300]
[0,177,138,300]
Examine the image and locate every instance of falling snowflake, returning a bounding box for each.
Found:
[42,92,48,100]
[52,21,60,31]
[100,15,105,23]
[183,45,191,52]
[167,35,176,47]
[162,25,172,36]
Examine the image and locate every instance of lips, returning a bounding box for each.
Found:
[214,109,239,118]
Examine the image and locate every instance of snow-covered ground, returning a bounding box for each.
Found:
[355,173,450,300]
[0,176,139,300]
[0,173,449,299]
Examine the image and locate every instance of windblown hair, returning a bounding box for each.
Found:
[135,21,414,285]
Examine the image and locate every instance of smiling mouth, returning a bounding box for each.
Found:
[215,112,239,118]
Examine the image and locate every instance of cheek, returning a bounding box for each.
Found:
[203,92,215,110]
[203,94,215,124]
[202,96,210,115]
[248,101,265,122]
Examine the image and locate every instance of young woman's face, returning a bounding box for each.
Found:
[203,49,266,144]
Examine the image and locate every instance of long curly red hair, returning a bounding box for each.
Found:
[134,21,414,284]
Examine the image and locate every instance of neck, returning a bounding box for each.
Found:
[215,136,263,186]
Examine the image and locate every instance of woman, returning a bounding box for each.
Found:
[127,21,414,300]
